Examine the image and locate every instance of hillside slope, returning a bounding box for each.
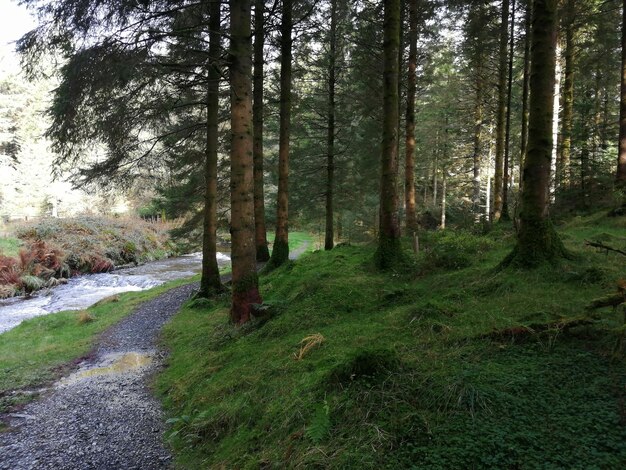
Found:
[157,214,626,468]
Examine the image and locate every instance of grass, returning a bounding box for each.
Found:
[0,237,21,257]
[266,231,315,254]
[156,215,626,468]
[0,275,198,415]
[0,232,312,414]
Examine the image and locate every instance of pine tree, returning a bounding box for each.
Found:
[504,0,568,267]
[229,0,262,324]
[375,0,403,269]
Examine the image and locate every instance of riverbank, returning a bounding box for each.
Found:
[0,217,176,299]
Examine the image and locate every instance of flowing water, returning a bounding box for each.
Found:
[0,252,231,334]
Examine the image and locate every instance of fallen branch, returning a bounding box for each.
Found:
[584,240,626,257]
[482,318,594,340]
[585,294,626,311]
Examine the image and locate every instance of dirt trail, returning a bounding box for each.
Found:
[0,283,196,470]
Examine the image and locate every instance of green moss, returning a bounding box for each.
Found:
[256,243,270,262]
[232,271,259,293]
[374,233,404,270]
[264,239,290,272]
[157,214,626,468]
[502,217,571,268]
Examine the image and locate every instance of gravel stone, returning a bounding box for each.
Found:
[0,283,197,470]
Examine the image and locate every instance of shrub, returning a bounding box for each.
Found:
[0,255,20,286]
[421,230,494,271]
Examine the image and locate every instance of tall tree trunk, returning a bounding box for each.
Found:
[199,0,224,298]
[520,0,531,188]
[618,0,626,190]
[405,0,418,231]
[432,151,438,206]
[375,0,402,269]
[325,0,337,250]
[440,170,446,229]
[580,109,590,203]
[471,72,483,223]
[505,0,566,267]
[229,0,262,324]
[253,0,270,261]
[268,0,293,268]
[550,40,561,203]
[502,0,516,220]
[493,0,509,222]
[558,4,574,191]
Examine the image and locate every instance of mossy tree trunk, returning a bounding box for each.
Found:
[229,0,262,324]
[405,0,418,232]
[493,0,509,222]
[268,0,293,268]
[253,0,270,262]
[199,0,224,298]
[375,0,403,269]
[617,0,626,191]
[325,0,337,251]
[505,0,566,267]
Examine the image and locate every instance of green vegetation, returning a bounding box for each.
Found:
[0,276,196,414]
[0,217,176,299]
[157,215,626,468]
[0,237,20,257]
[15,216,176,267]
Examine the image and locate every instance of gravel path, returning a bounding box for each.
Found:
[0,283,197,470]
[289,240,310,260]
[0,243,310,469]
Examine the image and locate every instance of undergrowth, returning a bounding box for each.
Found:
[0,217,176,298]
[157,214,626,468]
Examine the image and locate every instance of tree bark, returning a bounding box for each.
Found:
[199,0,224,297]
[502,0,516,220]
[520,0,531,188]
[405,0,418,231]
[558,0,574,191]
[229,0,262,324]
[471,74,483,223]
[493,0,509,222]
[268,0,293,268]
[617,0,626,189]
[440,170,446,229]
[375,0,403,269]
[325,0,337,250]
[253,0,270,261]
[504,0,566,267]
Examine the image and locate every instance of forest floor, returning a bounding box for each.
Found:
[157,212,626,469]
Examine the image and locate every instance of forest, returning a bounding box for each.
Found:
[0,0,625,468]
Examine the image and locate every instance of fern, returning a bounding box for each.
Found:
[306,400,331,444]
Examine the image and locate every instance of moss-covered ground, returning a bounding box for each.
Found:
[157,215,626,469]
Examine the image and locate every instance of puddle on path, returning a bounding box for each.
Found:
[59,352,153,386]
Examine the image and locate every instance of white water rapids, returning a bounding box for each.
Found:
[0,252,231,334]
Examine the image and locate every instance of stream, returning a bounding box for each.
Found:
[0,252,231,335]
